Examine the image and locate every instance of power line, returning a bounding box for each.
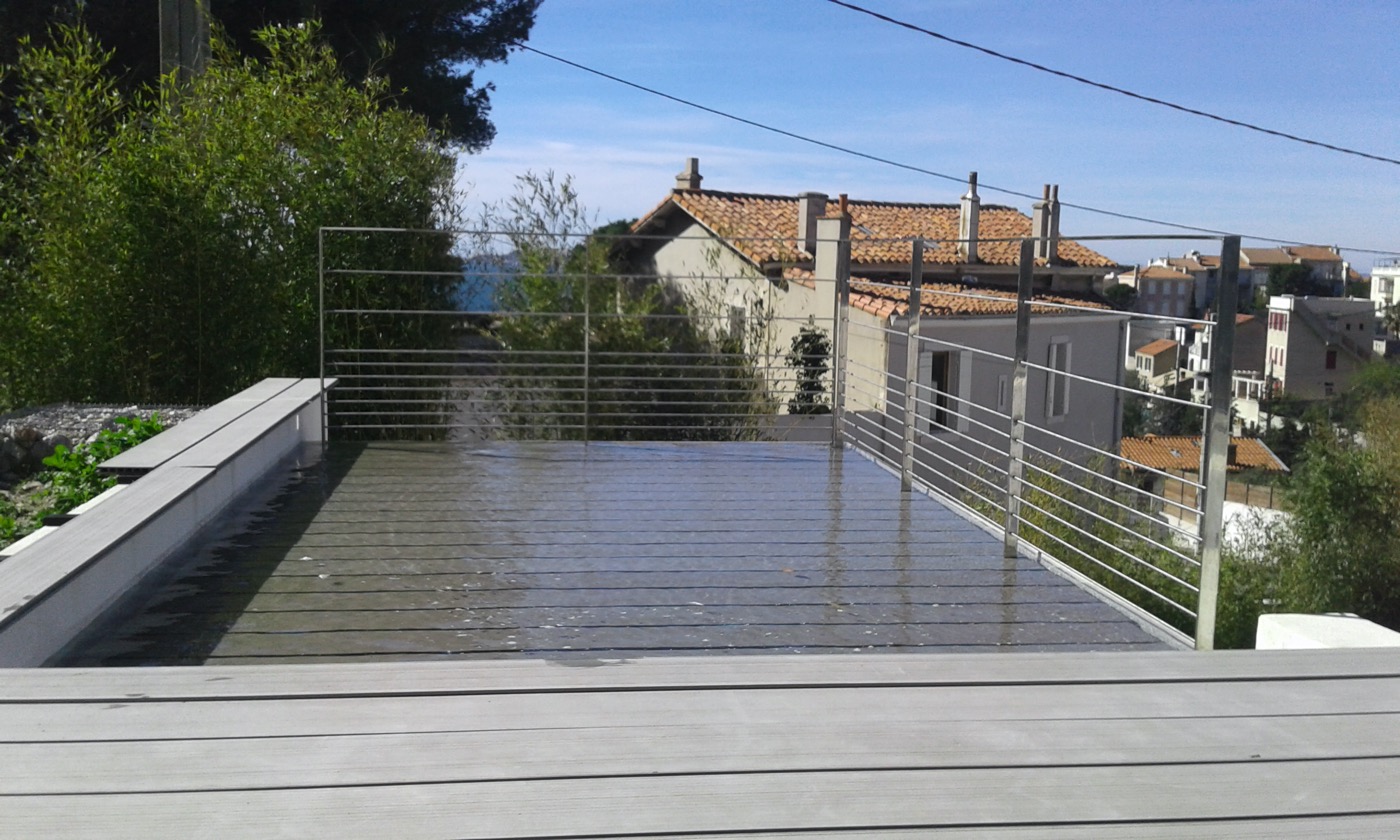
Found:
[825,0,1400,169]
[514,43,1400,257]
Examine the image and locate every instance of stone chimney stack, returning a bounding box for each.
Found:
[797,191,828,257]
[1032,184,1060,263]
[675,157,702,191]
[958,171,980,263]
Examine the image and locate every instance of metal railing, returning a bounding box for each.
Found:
[318,226,1242,649]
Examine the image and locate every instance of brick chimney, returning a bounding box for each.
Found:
[675,157,702,191]
[958,171,979,263]
[1032,184,1060,263]
[797,191,828,257]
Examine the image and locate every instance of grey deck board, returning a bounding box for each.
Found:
[11,648,1398,699]
[98,378,299,472]
[8,679,1400,742]
[61,441,1171,665]
[4,650,1399,836]
[5,760,1400,839]
[9,714,1399,794]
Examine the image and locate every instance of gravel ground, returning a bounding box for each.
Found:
[0,403,203,491]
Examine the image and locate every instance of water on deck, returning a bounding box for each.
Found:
[62,441,1166,665]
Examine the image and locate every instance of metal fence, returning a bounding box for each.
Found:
[319,226,1243,649]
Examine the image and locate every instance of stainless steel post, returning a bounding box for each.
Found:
[1195,235,1241,650]
[583,273,591,444]
[830,216,852,449]
[1004,239,1035,558]
[901,240,924,491]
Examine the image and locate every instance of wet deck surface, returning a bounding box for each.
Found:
[63,442,1165,665]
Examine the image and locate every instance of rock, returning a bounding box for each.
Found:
[0,438,23,472]
[12,426,42,445]
[42,432,73,453]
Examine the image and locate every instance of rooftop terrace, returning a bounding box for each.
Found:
[64,441,1164,665]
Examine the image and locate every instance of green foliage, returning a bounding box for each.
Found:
[1121,371,1149,438]
[1102,283,1137,311]
[0,496,17,544]
[1146,379,1200,437]
[1266,263,1323,297]
[1218,399,1400,647]
[1,22,458,410]
[1382,303,1400,337]
[483,172,771,440]
[0,0,539,149]
[39,414,166,516]
[965,456,1199,637]
[785,324,831,415]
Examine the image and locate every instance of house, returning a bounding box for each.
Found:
[1141,245,1351,314]
[1264,294,1375,401]
[627,158,1127,482]
[1133,338,1182,390]
[1112,265,1196,319]
[1185,313,1267,404]
[1120,434,1288,526]
[1372,258,1400,314]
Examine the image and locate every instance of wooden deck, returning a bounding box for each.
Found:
[63,441,1167,665]
[4,649,1400,837]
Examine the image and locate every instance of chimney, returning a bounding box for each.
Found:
[675,157,702,191]
[797,191,828,257]
[1032,184,1061,263]
[958,171,979,263]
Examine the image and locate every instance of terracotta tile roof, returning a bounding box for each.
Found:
[844,275,1109,319]
[1240,247,1295,267]
[1285,245,1343,263]
[638,189,1117,270]
[1136,338,1178,357]
[1134,265,1194,281]
[1164,257,1206,272]
[1120,435,1287,473]
[1191,314,1261,331]
[1198,255,1222,268]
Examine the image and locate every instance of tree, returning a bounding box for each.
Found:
[0,0,538,149]
[785,324,831,415]
[1146,379,1200,437]
[1266,263,1320,298]
[1,22,459,408]
[1120,370,1150,438]
[1382,303,1400,337]
[479,172,770,440]
[1101,282,1137,311]
[1217,394,1400,647]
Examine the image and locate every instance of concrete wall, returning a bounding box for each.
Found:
[849,313,1126,501]
[0,378,331,666]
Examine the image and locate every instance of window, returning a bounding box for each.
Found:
[1325,348,1337,370]
[918,351,953,431]
[1046,339,1070,420]
[727,304,746,344]
[1324,382,1335,397]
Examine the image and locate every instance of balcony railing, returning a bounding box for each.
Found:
[318,227,1245,649]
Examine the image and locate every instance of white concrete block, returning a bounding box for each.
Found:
[1257,613,1400,649]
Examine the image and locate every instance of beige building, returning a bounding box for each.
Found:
[1264,295,1375,400]
[627,159,1129,476]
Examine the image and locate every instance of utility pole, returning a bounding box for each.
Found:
[160,0,210,88]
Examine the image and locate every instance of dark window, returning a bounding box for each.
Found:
[1326,349,1337,370]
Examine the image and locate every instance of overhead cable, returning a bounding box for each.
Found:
[825,0,1400,168]
[513,43,1400,256]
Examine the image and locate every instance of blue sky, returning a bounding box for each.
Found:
[460,0,1400,270]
